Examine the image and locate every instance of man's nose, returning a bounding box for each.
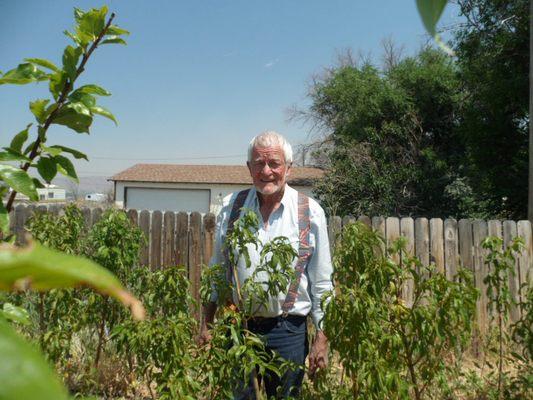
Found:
[261,163,272,174]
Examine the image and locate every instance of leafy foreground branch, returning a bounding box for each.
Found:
[0,7,144,400]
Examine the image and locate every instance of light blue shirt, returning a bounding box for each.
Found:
[210,185,333,329]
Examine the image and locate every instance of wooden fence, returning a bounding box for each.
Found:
[8,204,533,331]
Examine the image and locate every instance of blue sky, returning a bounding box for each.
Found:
[0,1,461,177]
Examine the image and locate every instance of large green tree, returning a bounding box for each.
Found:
[304,0,529,219]
[454,0,529,219]
[306,47,486,218]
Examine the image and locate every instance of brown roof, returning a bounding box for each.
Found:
[109,164,323,186]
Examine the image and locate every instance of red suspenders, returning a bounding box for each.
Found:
[225,189,312,315]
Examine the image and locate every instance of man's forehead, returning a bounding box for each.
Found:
[252,146,284,160]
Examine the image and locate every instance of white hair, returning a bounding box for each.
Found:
[247,131,293,164]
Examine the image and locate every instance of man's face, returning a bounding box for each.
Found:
[247,145,291,196]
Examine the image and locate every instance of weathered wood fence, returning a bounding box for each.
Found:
[8,204,533,331]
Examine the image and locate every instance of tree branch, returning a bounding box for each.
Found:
[5,13,116,213]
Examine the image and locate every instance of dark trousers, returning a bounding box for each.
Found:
[234,315,308,400]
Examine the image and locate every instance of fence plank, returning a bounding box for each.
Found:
[444,219,459,280]
[458,220,473,272]
[150,210,162,269]
[163,211,175,267]
[139,210,150,266]
[372,216,386,253]
[82,207,91,230]
[91,207,103,226]
[203,213,216,266]
[400,217,414,306]
[488,220,502,239]
[189,212,202,321]
[127,209,138,226]
[430,218,445,274]
[386,217,400,263]
[415,218,430,269]
[14,204,26,245]
[328,216,342,253]
[473,220,489,336]
[357,215,371,227]
[516,221,532,311]
[342,215,356,227]
[503,220,520,324]
[175,212,189,266]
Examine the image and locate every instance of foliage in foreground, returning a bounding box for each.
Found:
[322,222,478,399]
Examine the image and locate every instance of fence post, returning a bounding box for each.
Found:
[400,217,414,307]
[163,211,175,267]
[139,210,150,266]
[473,220,489,338]
[444,219,459,280]
[503,220,520,324]
[175,212,189,267]
[516,221,532,313]
[189,212,202,322]
[430,218,444,274]
[150,210,162,269]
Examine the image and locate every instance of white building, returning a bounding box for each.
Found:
[85,193,107,202]
[109,164,323,214]
[14,184,66,202]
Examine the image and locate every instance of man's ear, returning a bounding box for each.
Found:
[286,162,292,176]
[247,161,252,175]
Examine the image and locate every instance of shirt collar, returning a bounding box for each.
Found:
[250,184,292,209]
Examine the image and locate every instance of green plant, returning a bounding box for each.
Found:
[323,222,478,399]
[0,7,142,399]
[482,236,529,399]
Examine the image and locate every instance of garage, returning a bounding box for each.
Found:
[125,187,210,213]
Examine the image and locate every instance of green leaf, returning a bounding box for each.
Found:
[32,177,45,189]
[91,105,117,125]
[24,58,59,72]
[62,45,82,81]
[63,30,82,46]
[75,6,108,41]
[0,148,30,162]
[106,25,130,36]
[48,145,88,161]
[36,157,57,183]
[0,319,69,400]
[0,63,48,85]
[101,37,127,46]
[68,91,96,108]
[416,0,448,37]
[72,84,110,96]
[0,241,145,320]
[52,102,93,133]
[48,70,67,100]
[29,99,51,124]
[40,145,62,157]
[0,201,8,235]
[54,155,78,182]
[22,140,36,156]
[0,164,38,200]
[1,303,30,325]
[10,124,31,153]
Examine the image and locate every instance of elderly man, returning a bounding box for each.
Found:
[199,131,333,399]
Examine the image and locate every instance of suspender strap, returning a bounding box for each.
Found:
[281,192,312,316]
[225,189,250,282]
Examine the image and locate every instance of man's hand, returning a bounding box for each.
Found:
[308,330,328,379]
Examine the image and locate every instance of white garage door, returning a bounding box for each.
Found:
[126,187,210,213]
